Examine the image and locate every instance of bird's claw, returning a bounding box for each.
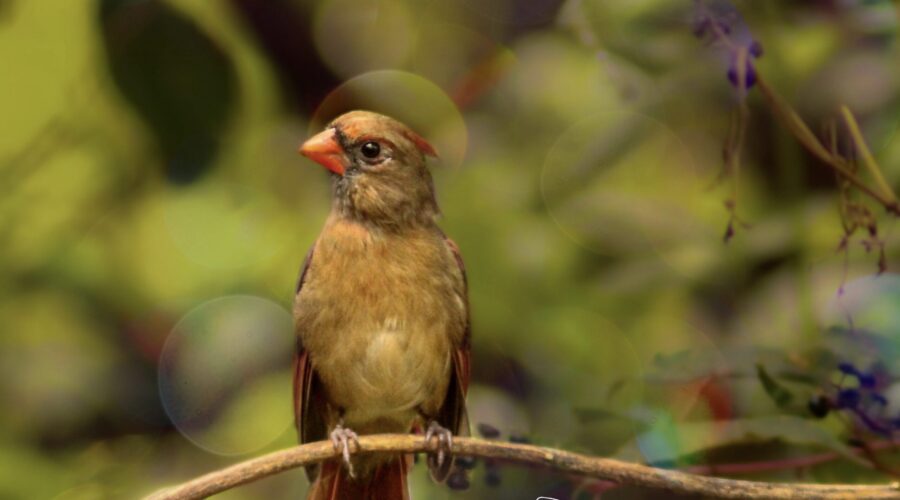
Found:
[330,423,359,478]
[425,421,453,468]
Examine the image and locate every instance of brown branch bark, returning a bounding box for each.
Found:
[144,434,900,499]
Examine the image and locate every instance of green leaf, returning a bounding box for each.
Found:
[756,363,795,409]
[613,415,869,467]
[99,0,238,184]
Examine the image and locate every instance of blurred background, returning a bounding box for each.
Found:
[1,0,899,498]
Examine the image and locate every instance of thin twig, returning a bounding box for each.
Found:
[755,77,900,216]
[144,434,900,500]
[841,106,898,204]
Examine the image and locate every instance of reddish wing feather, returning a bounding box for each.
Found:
[293,244,327,481]
[444,236,472,433]
[425,236,471,482]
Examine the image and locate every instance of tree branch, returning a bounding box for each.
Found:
[144,434,900,499]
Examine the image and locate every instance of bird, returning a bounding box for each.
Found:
[293,110,471,500]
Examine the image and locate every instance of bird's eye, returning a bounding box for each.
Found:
[360,141,381,159]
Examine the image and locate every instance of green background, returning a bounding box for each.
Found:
[1,0,899,498]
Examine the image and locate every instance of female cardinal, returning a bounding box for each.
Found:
[294,110,471,500]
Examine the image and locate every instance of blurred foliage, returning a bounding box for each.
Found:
[99,0,238,183]
[1,0,899,498]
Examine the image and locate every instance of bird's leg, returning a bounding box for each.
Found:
[330,418,359,478]
[424,420,453,468]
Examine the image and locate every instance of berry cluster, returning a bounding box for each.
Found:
[693,3,764,90]
[445,422,533,490]
[808,363,895,435]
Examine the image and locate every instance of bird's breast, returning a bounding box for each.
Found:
[294,220,465,428]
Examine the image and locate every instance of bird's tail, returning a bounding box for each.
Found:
[307,456,410,500]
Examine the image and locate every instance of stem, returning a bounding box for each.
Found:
[755,77,900,216]
[840,106,898,204]
[144,434,900,500]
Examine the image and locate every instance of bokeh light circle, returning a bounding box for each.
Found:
[405,21,516,107]
[819,274,900,370]
[540,110,721,279]
[313,0,416,78]
[310,70,468,173]
[158,295,294,456]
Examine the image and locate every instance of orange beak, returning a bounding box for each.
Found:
[299,128,346,176]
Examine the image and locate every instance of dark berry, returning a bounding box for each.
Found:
[808,394,831,418]
[455,455,477,470]
[509,434,530,444]
[872,393,888,406]
[447,470,470,490]
[749,40,763,58]
[485,469,501,487]
[477,423,501,439]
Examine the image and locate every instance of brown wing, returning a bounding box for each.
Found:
[444,237,471,414]
[292,244,328,481]
[429,237,472,481]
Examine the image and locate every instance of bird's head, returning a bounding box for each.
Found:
[300,110,440,228]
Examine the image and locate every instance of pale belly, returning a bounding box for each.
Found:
[312,317,453,432]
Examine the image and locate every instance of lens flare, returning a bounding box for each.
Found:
[311,70,468,174]
[313,0,415,78]
[820,274,900,369]
[636,410,682,466]
[405,22,515,109]
[158,295,293,456]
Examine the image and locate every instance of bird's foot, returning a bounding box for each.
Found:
[330,423,359,478]
[425,421,453,468]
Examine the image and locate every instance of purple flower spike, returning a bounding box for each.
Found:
[693,18,712,39]
[858,373,877,389]
[693,15,732,40]
[837,388,861,409]
[838,362,859,376]
[727,62,756,89]
[749,40,763,58]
